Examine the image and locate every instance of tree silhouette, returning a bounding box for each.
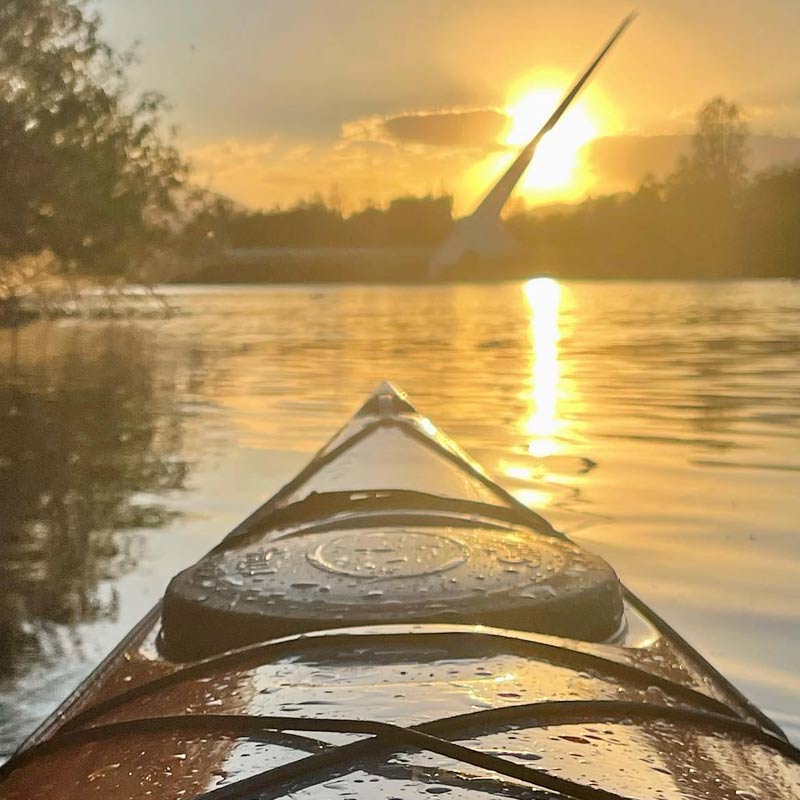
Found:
[0,0,188,277]
[669,97,749,196]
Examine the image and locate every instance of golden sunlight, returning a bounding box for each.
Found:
[461,78,608,211]
[523,277,563,458]
[505,85,598,194]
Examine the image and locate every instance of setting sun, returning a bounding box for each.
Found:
[462,77,607,211]
[505,84,599,194]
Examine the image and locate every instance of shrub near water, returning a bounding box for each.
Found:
[0,0,188,297]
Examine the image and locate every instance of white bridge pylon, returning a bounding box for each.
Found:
[429,13,636,276]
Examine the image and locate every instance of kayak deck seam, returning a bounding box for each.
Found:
[57,629,742,736]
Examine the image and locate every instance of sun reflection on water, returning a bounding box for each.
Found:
[523,277,564,458]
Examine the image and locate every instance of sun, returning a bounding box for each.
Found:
[460,69,615,207]
[504,85,598,197]
[460,76,610,212]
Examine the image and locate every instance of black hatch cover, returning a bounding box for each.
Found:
[161,521,623,660]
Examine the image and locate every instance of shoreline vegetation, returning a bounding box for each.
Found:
[2,2,800,326]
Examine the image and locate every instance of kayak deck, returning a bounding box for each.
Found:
[1,382,798,799]
[159,381,626,659]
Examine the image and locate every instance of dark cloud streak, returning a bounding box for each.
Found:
[583,134,800,190]
[381,109,509,149]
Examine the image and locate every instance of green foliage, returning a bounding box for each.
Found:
[347,195,453,246]
[668,97,749,196]
[738,167,800,277]
[173,190,239,260]
[0,0,188,276]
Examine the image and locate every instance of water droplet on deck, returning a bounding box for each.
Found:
[518,584,557,599]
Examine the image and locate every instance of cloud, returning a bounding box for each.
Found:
[185,128,800,215]
[583,135,692,185]
[185,133,474,212]
[340,108,510,151]
[382,109,509,149]
[749,135,800,171]
[188,138,277,176]
[583,134,800,192]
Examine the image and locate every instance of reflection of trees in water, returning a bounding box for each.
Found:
[0,326,189,677]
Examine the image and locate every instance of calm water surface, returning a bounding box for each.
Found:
[1,279,798,756]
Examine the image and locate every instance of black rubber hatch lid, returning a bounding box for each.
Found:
[162,521,623,660]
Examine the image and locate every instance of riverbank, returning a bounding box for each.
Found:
[171,246,800,284]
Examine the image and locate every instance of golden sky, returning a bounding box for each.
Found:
[100,0,800,214]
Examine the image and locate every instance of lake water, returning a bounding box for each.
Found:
[1,279,798,757]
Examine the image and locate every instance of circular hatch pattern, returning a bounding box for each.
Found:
[307,530,469,579]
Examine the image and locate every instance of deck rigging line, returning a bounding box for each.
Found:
[3,701,799,800]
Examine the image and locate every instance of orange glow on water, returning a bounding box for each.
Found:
[524,277,564,458]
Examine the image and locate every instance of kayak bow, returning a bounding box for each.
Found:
[1,381,798,799]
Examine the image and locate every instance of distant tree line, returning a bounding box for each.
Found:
[190,194,454,250]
